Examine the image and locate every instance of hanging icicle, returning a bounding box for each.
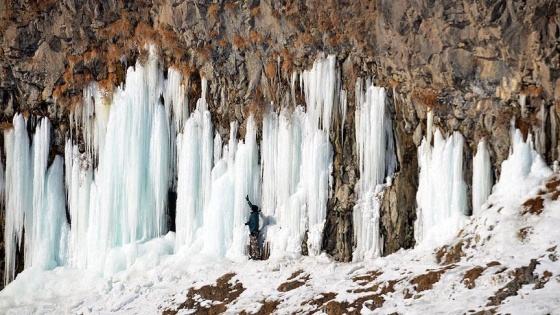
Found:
[415,129,468,245]
[472,139,492,215]
[352,81,396,261]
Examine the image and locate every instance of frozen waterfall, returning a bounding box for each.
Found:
[3,116,69,285]
[1,49,344,284]
[3,46,526,287]
[415,126,468,246]
[352,80,396,261]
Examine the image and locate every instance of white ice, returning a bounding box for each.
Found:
[3,116,68,285]
[352,80,396,261]
[415,123,468,246]
[3,114,33,285]
[472,138,492,215]
[65,47,171,276]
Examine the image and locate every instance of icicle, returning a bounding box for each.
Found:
[227,116,261,259]
[29,118,51,268]
[472,139,492,215]
[261,106,279,218]
[66,139,93,269]
[63,46,171,274]
[175,117,206,252]
[426,109,434,148]
[519,93,527,118]
[291,72,298,106]
[149,104,170,237]
[534,103,547,155]
[3,114,32,285]
[260,107,306,257]
[352,83,396,261]
[340,89,347,149]
[163,68,188,131]
[415,130,468,245]
[0,150,4,203]
[302,54,337,133]
[175,79,214,253]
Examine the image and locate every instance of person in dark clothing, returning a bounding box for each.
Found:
[245,195,261,259]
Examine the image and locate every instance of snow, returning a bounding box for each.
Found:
[3,163,560,315]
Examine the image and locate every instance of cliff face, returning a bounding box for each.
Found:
[0,0,559,274]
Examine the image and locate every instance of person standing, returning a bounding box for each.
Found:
[245,195,261,259]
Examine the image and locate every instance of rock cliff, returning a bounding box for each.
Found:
[0,0,558,283]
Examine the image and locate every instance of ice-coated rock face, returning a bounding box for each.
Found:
[0,0,559,286]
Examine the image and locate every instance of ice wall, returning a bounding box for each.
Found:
[174,82,263,260]
[352,81,396,261]
[300,56,336,255]
[415,127,468,245]
[3,114,32,285]
[259,55,337,258]
[65,48,172,274]
[472,139,492,215]
[261,106,309,257]
[2,49,341,283]
[3,116,68,285]
[174,80,214,253]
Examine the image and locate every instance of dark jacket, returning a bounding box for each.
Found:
[247,211,260,234]
[245,198,260,234]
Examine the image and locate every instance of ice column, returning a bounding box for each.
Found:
[65,140,93,269]
[29,119,68,270]
[415,128,468,245]
[352,81,396,261]
[261,107,306,256]
[32,156,68,270]
[4,116,68,285]
[3,114,32,285]
[175,79,214,253]
[66,48,171,274]
[258,55,337,257]
[472,139,492,215]
[300,55,336,255]
[163,69,188,190]
[227,118,261,259]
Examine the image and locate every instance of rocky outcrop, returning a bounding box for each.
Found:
[0,0,559,272]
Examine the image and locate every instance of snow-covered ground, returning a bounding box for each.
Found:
[2,140,560,314]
